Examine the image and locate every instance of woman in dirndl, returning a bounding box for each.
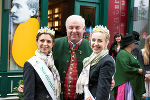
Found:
[114,34,145,100]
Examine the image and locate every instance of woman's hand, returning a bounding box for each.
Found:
[145,74,150,81]
[110,76,115,91]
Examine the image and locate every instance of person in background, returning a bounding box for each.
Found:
[114,34,145,100]
[76,25,115,100]
[109,33,123,60]
[23,27,61,100]
[11,0,39,24]
[53,15,115,100]
[132,31,141,58]
[138,35,150,99]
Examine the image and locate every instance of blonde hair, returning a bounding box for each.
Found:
[143,35,150,65]
[91,25,110,42]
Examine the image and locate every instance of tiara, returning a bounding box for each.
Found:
[93,25,109,34]
[38,27,55,36]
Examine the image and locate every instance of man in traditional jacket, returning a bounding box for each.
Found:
[53,15,92,100]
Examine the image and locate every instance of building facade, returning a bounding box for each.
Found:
[0,0,150,98]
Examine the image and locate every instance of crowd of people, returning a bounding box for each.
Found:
[14,14,150,100]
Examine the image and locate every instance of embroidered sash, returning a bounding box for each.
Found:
[28,56,57,100]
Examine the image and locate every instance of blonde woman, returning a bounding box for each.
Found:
[138,35,150,99]
[76,25,115,100]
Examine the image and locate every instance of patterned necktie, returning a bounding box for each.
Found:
[64,43,79,100]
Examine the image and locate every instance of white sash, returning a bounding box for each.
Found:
[28,56,57,100]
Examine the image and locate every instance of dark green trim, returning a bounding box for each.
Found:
[40,0,48,27]
[126,0,134,34]
[0,71,23,74]
[100,0,108,26]
[74,0,108,26]
[0,71,23,97]
[74,0,100,25]
[0,0,9,72]
[76,0,100,3]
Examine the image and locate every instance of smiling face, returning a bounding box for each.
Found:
[36,34,54,55]
[11,0,35,24]
[66,18,85,44]
[115,36,122,43]
[90,32,108,53]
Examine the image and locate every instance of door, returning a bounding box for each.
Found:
[74,1,100,27]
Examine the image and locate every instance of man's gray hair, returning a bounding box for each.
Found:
[65,15,85,27]
[27,0,39,16]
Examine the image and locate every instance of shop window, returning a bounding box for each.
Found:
[48,7,61,31]
[133,0,149,48]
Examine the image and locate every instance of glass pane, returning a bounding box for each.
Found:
[48,9,52,14]
[80,6,95,27]
[55,14,59,20]
[55,21,58,26]
[133,0,149,48]
[59,20,61,26]
[80,6,95,40]
[55,28,58,30]
[53,21,55,26]
[48,22,53,27]
[55,8,59,13]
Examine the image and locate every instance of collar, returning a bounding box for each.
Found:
[69,39,83,47]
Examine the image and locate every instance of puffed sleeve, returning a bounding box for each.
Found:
[23,61,35,100]
[96,60,115,100]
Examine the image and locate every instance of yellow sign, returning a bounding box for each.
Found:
[12,18,40,67]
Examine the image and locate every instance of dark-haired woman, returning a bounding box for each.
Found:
[23,27,61,100]
[109,33,123,60]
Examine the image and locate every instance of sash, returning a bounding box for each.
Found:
[28,56,57,100]
[84,85,95,100]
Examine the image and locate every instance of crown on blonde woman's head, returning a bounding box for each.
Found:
[92,25,110,40]
[93,25,109,34]
[38,27,55,36]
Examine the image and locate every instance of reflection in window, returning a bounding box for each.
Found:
[48,7,61,31]
[133,0,149,48]
[80,6,95,40]
[80,6,95,27]
[55,8,59,13]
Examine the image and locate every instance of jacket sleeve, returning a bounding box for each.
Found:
[137,50,146,75]
[96,60,115,100]
[117,52,139,73]
[23,61,35,100]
